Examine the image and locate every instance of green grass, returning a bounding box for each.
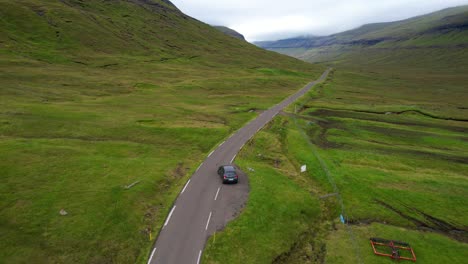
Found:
[0,49,320,263]
[204,65,468,263]
[298,68,468,263]
[203,118,322,264]
[0,0,324,263]
[0,138,185,263]
[326,223,468,263]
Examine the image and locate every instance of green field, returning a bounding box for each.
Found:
[204,64,468,263]
[0,1,323,263]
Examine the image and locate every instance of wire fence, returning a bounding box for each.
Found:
[292,72,364,264]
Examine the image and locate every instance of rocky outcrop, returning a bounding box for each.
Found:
[213,26,246,41]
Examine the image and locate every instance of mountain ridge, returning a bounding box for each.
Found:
[255,5,468,64]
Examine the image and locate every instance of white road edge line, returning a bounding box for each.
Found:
[181,179,191,194]
[205,212,212,230]
[208,150,214,157]
[230,154,237,164]
[196,163,203,172]
[197,250,202,264]
[147,248,156,264]
[214,187,221,201]
[164,206,176,227]
[219,141,225,147]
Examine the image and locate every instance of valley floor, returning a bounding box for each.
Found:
[0,52,321,263]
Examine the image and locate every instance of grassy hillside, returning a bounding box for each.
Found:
[0,0,323,263]
[255,5,468,64]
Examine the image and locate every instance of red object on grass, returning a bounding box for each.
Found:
[370,237,417,262]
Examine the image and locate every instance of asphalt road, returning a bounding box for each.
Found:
[149,69,330,264]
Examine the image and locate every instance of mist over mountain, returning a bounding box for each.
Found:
[255,5,468,66]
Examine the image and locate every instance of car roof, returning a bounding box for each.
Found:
[222,165,235,171]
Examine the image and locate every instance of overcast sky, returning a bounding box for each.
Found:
[171,0,468,41]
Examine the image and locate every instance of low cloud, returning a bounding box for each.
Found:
[171,0,468,41]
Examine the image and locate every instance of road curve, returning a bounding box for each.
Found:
[149,68,331,264]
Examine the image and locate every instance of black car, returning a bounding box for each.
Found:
[217,165,238,184]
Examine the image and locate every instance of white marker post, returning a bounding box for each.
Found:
[300,165,307,173]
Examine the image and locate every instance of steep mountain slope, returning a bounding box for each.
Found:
[0,1,322,263]
[256,5,468,66]
[1,0,292,65]
[213,25,246,40]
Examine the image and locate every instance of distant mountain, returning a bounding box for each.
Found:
[213,26,246,40]
[255,5,468,65]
